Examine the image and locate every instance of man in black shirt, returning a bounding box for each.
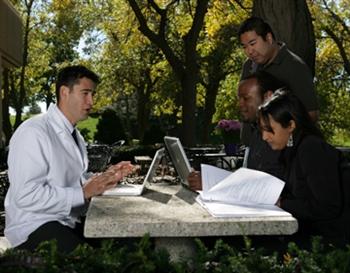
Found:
[188,71,285,190]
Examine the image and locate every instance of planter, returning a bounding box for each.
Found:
[224,143,239,156]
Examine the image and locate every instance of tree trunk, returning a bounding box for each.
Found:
[2,69,13,144]
[137,82,151,143]
[127,0,209,146]
[13,0,34,129]
[253,0,316,76]
[202,81,220,144]
[181,71,198,146]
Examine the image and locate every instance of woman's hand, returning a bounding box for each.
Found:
[187,170,202,191]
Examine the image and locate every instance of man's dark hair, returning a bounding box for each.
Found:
[238,17,275,41]
[242,71,286,99]
[55,65,100,103]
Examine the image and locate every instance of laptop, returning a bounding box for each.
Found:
[102,148,165,196]
[164,136,192,187]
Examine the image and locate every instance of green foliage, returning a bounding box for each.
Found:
[308,0,350,144]
[94,108,127,145]
[1,236,350,273]
[77,116,98,143]
[6,0,350,145]
[213,73,241,122]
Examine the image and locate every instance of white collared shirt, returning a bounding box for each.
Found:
[4,104,88,247]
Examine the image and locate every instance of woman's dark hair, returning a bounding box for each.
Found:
[238,17,276,41]
[258,90,323,138]
[55,65,100,103]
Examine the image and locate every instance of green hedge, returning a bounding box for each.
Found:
[1,235,349,272]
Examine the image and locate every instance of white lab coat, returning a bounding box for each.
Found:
[5,104,88,247]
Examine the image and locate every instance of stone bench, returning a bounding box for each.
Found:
[0,236,11,253]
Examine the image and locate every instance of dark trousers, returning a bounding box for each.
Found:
[16,221,88,253]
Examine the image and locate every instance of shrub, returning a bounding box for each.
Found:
[79,128,91,142]
[142,123,165,145]
[94,108,127,145]
[1,236,349,273]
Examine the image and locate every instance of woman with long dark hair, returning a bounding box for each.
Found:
[258,90,348,247]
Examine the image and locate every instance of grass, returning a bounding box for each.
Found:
[10,114,99,142]
[77,116,99,142]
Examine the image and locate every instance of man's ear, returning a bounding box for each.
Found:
[60,86,70,101]
[266,33,273,44]
[263,90,273,101]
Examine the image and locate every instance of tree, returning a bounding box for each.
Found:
[89,1,165,143]
[10,0,35,129]
[308,0,350,142]
[2,69,12,144]
[34,0,87,109]
[253,0,316,75]
[198,1,249,143]
[5,0,85,137]
[126,0,210,146]
[309,0,350,79]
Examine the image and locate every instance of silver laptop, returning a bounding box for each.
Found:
[102,148,165,196]
[164,136,192,187]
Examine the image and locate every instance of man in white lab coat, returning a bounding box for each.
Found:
[4,65,133,252]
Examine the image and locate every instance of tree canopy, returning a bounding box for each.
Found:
[3,0,350,146]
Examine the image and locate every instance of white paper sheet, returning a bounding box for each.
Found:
[196,195,291,217]
[200,166,285,206]
[200,164,232,192]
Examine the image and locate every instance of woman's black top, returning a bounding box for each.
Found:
[280,133,347,243]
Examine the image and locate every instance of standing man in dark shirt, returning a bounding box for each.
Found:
[238,17,319,145]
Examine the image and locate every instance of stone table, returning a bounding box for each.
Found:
[84,183,298,261]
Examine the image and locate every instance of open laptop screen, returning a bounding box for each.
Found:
[164,136,191,186]
[144,148,164,183]
[102,148,164,196]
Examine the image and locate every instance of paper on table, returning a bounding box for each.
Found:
[200,164,232,192]
[196,195,291,217]
[200,165,284,206]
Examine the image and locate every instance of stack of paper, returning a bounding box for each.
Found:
[197,164,291,218]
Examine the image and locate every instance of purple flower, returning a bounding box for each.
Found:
[217,119,241,132]
[216,119,241,144]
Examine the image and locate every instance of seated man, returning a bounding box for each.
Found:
[5,65,134,253]
[188,71,284,191]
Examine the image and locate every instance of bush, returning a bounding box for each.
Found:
[79,128,91,142]
[94,108,127,145]
[1,236,349,272]
[110,144,159,164]
[142,123,165,145]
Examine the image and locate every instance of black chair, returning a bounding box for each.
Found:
[87,140,125,172]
